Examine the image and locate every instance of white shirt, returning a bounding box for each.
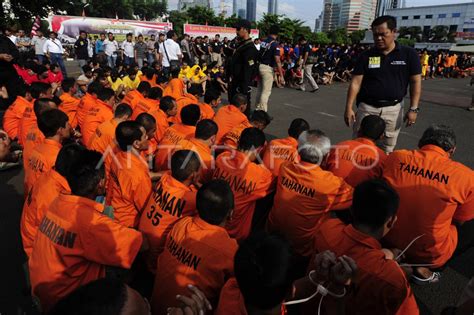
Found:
[159,39,182,67]
[31,36,47,55]
[43,38,64,54]
[121,40,135,58]
[103,39,119,56]
[8,35,16,44]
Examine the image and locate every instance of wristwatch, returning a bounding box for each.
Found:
[408,107,420,113]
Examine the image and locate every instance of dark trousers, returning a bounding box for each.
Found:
[228,82,252,117]
[50,53,67,77]
[455,219,474,256]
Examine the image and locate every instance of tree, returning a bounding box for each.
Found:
[429,25,448,42]
[168,10,189,36]
[313,32,330,45]
[327,28,348,45]
[349,30,366,44]
[186,6,220,26]
[398,38,415,47]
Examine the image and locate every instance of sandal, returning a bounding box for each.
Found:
[411,271,441,285]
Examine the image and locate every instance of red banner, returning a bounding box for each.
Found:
[184,24,259,39]
[50,15,173,43]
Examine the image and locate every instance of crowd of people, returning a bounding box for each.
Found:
[0,14,473,315]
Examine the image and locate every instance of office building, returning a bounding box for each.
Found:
[387,2,474,41]
[376,0,401,17]
[247,0,257,21]
[322,0,377,32]
[268,0,278,15]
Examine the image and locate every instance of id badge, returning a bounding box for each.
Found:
[368,56,381,69]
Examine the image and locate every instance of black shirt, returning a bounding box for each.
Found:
[74,38,89,60]
[211,41,223,54]
[260,36,280,67]
[353,42,421,105]
[202,42,209,55]
[228,38,259,94]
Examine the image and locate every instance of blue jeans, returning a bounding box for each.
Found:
[50,53,67,77]
[124,56,135,66]
[146,52,155,65]
[107,55,117,68]
[36,54,45,64]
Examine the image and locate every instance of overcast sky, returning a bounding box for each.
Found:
[168,0,474,27]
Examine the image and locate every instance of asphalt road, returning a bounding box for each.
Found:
[0,75,473,314]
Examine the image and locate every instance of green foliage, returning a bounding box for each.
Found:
[327,28,348,45]
[430,25,449,42]
[313,32,330,45]
[349,30,366,44]
[397,38,415,47]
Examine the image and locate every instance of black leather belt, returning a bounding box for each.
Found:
[360,99,401,108]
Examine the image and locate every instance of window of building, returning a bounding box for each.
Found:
[439,14,446,18]
[425,15,433,19]
[452,13,461,18]
[402,16,408,20]
[414,15,420,19]
[449,25,458,32]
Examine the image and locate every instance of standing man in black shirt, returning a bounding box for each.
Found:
[299,36,319,93]
[0,26,22,108]
[211,34,223,67]
[256,25,284,112]
[344,15,422,153]
[202,36,211,64]
[227,20,259,117]
[74,31,89,73]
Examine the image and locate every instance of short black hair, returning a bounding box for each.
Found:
[195,119,218,140]
[37,109,68,138]
[29,82,51,99]
[62,78,76,92]
[137,81,151,94]
[268,25,280,35]
[359,115,386,140]
[187,84,203,97]
[167,30,176,39]
[288,118,310,139]
[171,150,201,182]
[49,278,126,315]
[33,98,55,118]
[55,144,86,178]
[66,150,105,197]
[97,88,115,102]
[231,93,248,107]
[87,81,102,95]
[238,127,266,151]
[250,110,272,127]
[352,179,399,230]
[82,65,92,74]
[371,15,397,31]
[171,67,181,78]
[235,19,252,32]
[114,103,132,119]
[148,87,163,100]
[135,113,156,133]
[235,233,292,311]
[204,88,220,104]
[196,180,234,225]
[160,96,176,112]
[418,124,456,152]
[115,121,144,151]
[180,104,200,126]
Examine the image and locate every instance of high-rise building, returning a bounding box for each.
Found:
[323,0,378,32]
[268,0,278,15]
[376,0,400,17]
[178,0,211,11]
[315,11,323,32]
[233,0,238,15]
[238,8,247,19]
[322,0,343,32]
[247,0,257,21]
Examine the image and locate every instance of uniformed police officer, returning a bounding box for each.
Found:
[211,34,223,67]
[227,20,259,117]
[344,15,422,153]
[256,25,285,112]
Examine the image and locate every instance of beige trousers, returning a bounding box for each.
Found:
[256,64,275,112]
[353,102,404,153]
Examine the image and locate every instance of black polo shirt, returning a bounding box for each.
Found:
[353,42,421,106]
[211,40,223,54]
[260,36,280,67]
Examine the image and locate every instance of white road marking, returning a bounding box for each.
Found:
[283,103,302,109]
[317,112,338,118]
